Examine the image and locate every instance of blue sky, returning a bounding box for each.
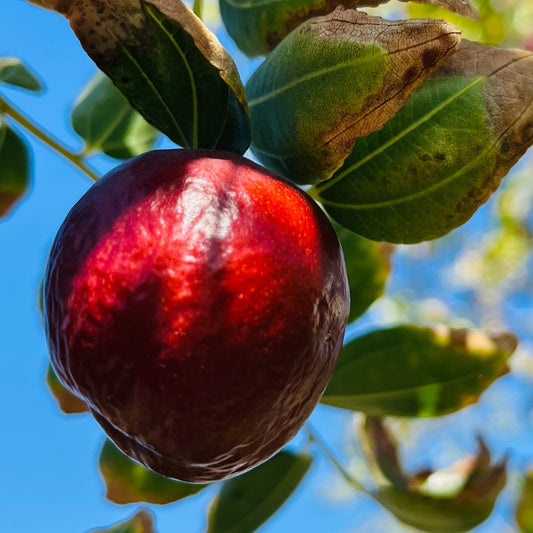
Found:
[2,2,533,533]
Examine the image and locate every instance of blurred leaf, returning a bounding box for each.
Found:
[207,451,312,533]
[517,471,533,532]
[0,123,30,218]
[363,419,507,533]
[321,325,516,417]
[0,57,43,92]
[99,439,206,505]
[72,72,159,159]
[246,7,460,185]
[54,0,250,153]
[88,508,156,533]
[221,0,475,57]
[46,363,88,414]
[315,40,533,243]
[336,224,392,322]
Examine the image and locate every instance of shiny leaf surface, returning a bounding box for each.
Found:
[0,57,43,91]
[321,325,516,416]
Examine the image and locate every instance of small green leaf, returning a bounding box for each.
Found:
[517,471,533,533]
[246,8,460,184]
[46,363,88,414]
[0,57,43,92]
[207,451,312,533]
[321,325,516,417]
[88,508,156,533]
[55,0,250,153]
[72,72,159,159]
[314,40,533,243]
[0,123,30,218]
[99,439,206,505]
[336,224,392,322]
[220,0,476,57]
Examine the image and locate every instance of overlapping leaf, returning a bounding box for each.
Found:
[0,123,30,218]
[220,0,476,57]
[335,224,392,322]
[314,40,533,243]
[362,419,507,533]
[99,439,207,505]
[88,508,156,533]
[321,325,516,417]
[207,451,312,533]
[50,0,250,153]
[72,72,159,159]
[0,57,43,92]
[46,363,88,414]
[246,8,460,184]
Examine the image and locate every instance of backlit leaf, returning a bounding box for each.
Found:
[72,72,159,159]
[88,508,156,533]
[0,123,30,218]
[314,40,533,243]
[221,0,476,57]
[207,451,312,533]
[321,325,516,417]
[336,224,392,322]
[0,57,43,92]
[46,363,88,414]
[52,0,250,153]
[99,439,206,505]
[246,8,460,184]
[517,471,533,533]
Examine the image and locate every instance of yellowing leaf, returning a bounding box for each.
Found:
[46,363,88,414]
[88,508,156,533]
[246,8,460,184]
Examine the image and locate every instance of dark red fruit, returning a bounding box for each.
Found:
[44,149,349,482]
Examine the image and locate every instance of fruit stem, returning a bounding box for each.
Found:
[305,423,369,495]
[0,93,99,182]
[192,0,203,19]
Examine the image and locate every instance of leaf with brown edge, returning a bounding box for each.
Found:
[46,363,88,414]
[88,508,156,533]
[246,7,461,185]
[220,0,476,57]
[99,439,207,505]
[49,0,250,154]
[315,40,533,243]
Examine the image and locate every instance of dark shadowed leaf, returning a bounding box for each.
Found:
[336,224,392,322]
[99,439,206,505]
[246,8,460,184]
[517,471,533,532]
[46,363,88,414]
[0,123,30,218]
[52,0,249,153]
[88,508,156,533]
[314,40,533,243]
[221,0,476,57]
[0,57,43,92]
[207,451,312,533]
[72,72,159,159]
[321,325,516,417]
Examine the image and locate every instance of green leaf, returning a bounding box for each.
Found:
[220,0,476,57]
[517,471,533,533]
[207,451,312,533]
[321,325,516,417]
[0,123,30,218]
[99,439,207,505]
[88,508,156,533]
[336,224,392,322]
[46,363,88,414]
[246,8,460,185]
[0,57,43,92]
[72,72,159,159]
[314,40,533,243]
[55,0,250,153]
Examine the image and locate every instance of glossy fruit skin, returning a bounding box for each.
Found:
[44,149,349,482]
